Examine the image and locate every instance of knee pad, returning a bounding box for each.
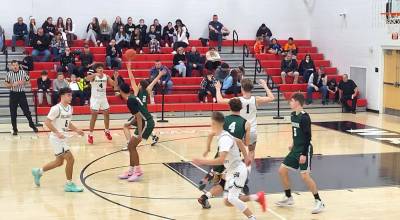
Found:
[227,193,247,212]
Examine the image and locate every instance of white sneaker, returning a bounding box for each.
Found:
[122,142,129,151]
[311,200,325,214]
[275,196,294,206]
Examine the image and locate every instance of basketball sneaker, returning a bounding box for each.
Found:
[31,168,42,187]
[122,143,129,151]
[151,135,159,146]
[118,170,133,179]
[256,191,267,212]
[275,196,294,206]
[64,182,84,192]
[197,194,211,209]
[198,172,214,190]
[127,171,143,182]
[105,130,112,140]
[87,134,94,144]
[311,200,325,214]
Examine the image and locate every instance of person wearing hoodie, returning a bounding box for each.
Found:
[256,23,272,48]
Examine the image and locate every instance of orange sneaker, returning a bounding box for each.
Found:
[257,191,267,212]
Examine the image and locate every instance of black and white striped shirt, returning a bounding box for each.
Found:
[5,70,30,92]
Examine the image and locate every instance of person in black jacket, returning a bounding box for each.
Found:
[256,23,272,49]
[130,28,144,53]
[12,17,29,51]
[280,53,299,84]
[77,44,94,78]
[137,19,148,43]
[173,47,187,77]
[57,47,76,77]
[124,17,136,36]
[106,39,122,69]
[153,19,162,36]
[162,22,174,47]
[298,54,316,83]
[42,17,56,38]
[338,74,358,113]
[146,25,161,44]
[37,70,52,105]
[85,17,100,46]
[186,47,204,77]
[198,71,217,103]
[31,28,51,62]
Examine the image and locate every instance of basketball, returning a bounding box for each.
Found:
[125,49,137,61]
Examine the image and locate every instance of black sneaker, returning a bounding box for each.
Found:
[198,172,214,191]
[32,126,39,133]
[12,130,18,136]
[197,195,211,209]
[151,135,159,146]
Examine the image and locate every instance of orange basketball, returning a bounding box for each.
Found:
[125,49,137,61]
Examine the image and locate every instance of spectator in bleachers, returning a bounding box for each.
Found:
[55,17,68,46]
[69,74,85,106]
[306,71,328,105]
[137,19,148,43]
[256,23,272,49]
[50,32,66,61]
[146,25,162,44]
[0,25,4,53]
[42,17,56,38]
[31,28,51,62]
[77,75,90,105]
[198,71,217,103]
[173,47,187,77]
[52,72,69,105]
[298,54,316,83]
[106,39,122,69]
[268,38,282,55]
[224,68,242,97]
[283,37,297,57]
[327,77,339,104]
[65,18,76,47]
[57,47,77,77]
[124,17,136,36]
[130,28,144,53]
[28,17,37,44]
[111,69,125,95]
[215,62,230,82]
[186,46,204,77]
[150,60,173,94]
[253,37,265,54]
[115,25,130,49]
[37,70,52,105]
[205,47,221,71]
[153,19,162,36]
[162,22,174,47]
[12,17,29,52]
[208,15,230,52]
[338,74,358,114]
[85,17,100,46]
[77,44,94,78]
[99,19,112,46]
[173,22,189,51]
[280,52,299,84]
[149,35,161,54]
[112,16,124,38]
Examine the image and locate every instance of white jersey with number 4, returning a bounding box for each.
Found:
[47,104,73,136]
[239,96,257,131]
[91,74,108,99]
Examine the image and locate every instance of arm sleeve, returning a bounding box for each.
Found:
[300,114,312,156]
[218,135,233,153]
[47,106,59,120]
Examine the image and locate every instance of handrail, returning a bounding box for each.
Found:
[253,59,262,84]
[232,30,239,53]
[4,47,9,72]
[157,85,168,123]
[242,44,250,67]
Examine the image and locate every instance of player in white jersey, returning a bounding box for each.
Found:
[85,63,115,144]
[193,112,266,220]
[216,78,275,162]
[31,88,85,192]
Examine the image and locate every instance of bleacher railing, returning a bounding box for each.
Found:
[253,59,262,84]
[242,44,250,67]
[232,30,239,53]
[4,47,9,72]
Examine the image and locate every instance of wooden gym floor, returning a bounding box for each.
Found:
[1,112,400,220]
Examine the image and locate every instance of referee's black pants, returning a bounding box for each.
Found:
[9,91,35,131]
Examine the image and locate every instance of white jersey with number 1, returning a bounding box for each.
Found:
[239,96,257,131]
[91,74,108,99]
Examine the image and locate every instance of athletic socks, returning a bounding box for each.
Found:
[134,166,142,173]
[285,189,292,198]
[66,180,72,185]
[313,193,321,201]
[129,166,134,172]
[205,191,212,199]
[248,215,256,220]
[249,194,259,201]
[104,129,109,132]
[39,168,44,175]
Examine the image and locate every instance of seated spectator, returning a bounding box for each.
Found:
[99,19,112,46]
[153,19,162,36]
[85,17,100,46]
[12,17,29,51]
[69,74,85,106]
[137,19,148,43]
[338,74,358,114]
[52,72,69,105]
[57,47,77,77]
[0,25,4,53]
[112,16,124,38]
[55,17,68,47]
[298,54,316,83]
[146,25,162,44]
[77,44,94,78]
[283,37,298,57]
[162,22,174,47]
[327,77,339,103]
[205,47,221,71]
[130,28,144,53]
[50,32,66,61]
[268,38,282,55]
[149,35,161,54]
[65,18,76,47]
[186,47,204,77]
[280,53,299,84]
[215,62,230,82]
[115,25,130,48]
[208,15,230,52]
[77,75,90,105]
[253,36,265,54]
[19,51,34,71]
[224,68,242,97]
[198,71,217,103]
[111,69,125,95]
[124,17,136,36]
[150,61,173,94]
[173,21,189,51]
[37,71,52,105]
[106,39,122,69]
[307,71,328,105]
[31,28,51,62]
[173,47,187,77]
[42,17,56,39]
[256,23,272,49]
[28,16,38,44]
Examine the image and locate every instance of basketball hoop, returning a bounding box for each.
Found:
[380,12,400,39]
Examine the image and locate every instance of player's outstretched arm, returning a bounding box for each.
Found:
[215,81,230,104]
[107,74,115,87]
[203,131,216,157]
[193,152,227,166]
[256,79,275,106]
[127,62,139,95]
[146,70,166,94]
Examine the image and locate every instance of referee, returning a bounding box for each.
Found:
[4,60,38,135]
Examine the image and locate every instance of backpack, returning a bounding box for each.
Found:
[20,55,34,71]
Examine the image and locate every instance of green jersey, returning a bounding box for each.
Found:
[127,95,153,121]
[137,89,149,109]
[223,114,247,140]
[290,110,312,155]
